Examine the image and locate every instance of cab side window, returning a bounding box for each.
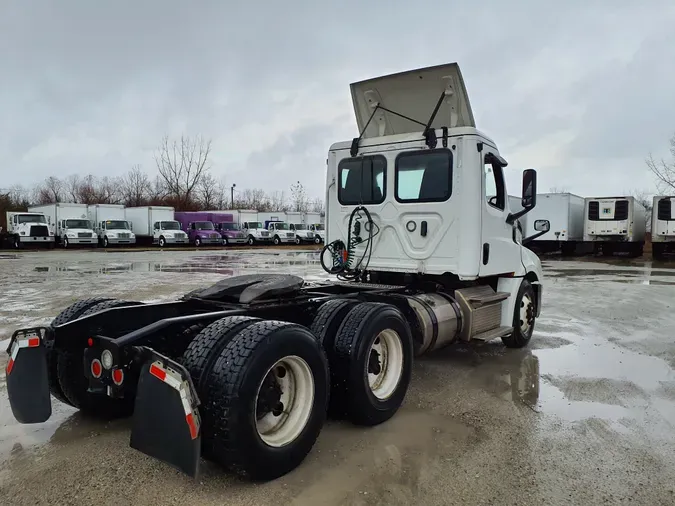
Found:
[484,161,506,211]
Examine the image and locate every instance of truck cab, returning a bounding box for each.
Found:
[215,222,247,245]
[185,221,222,247]
[265,221,295,245]
[325,63,548,341]
[289,223,316,244]
[152,220,188,247]
[58,218,97,247]
[242,221,272,246]
[4,212,54,249]
[308,223,324,244]
[97,220,136,247]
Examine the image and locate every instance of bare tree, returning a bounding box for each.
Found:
[269,190,289,212]
[309,197,325,214]
[198,172,225,210]
[154,134,212,210]
[290,181,309,212]
[121,165,151,207]
[65,175,82,203]
[646,133,675,193]
[34,176,64,204]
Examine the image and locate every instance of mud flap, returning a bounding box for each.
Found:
[5,328,51,424]
[130,352,202,477]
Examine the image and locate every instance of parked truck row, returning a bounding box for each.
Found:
[1,205,325,249]
[515,193,653,258]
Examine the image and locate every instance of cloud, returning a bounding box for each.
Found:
[1,0,674,201]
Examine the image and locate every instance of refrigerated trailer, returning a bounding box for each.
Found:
[5,62,549,482]
[125,206,188,247]
[28,203,97,248]
[522,193,586,255]
[584,196,646,256]
[88,204,136,247]
[651,196,675,259]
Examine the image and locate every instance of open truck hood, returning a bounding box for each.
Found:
[350,63,475,139]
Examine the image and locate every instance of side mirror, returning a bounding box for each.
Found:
[521,169,537,210]
[523,219,550,245]
[507,169,538,224]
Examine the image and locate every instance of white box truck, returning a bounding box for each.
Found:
[522,193,586,255]
[237,210,273,246]
[584,196,646,256]
[88,204,136,247]
[651,196,675,259]
[28,203,97,248]
[1,211,55,249]
[287,211,316,244]
[124,206,188,247]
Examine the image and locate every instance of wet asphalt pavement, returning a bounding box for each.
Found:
[1,249,675,505]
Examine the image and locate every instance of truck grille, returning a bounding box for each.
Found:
[118,233,130,239]
[286,233,294,238]
[211,233,219,239]
[658,198,672,221]
[29,225,49,237]
[588,201,599,220]
[78,232,92,238]
[614,200,629,220]
[261,231,269,237]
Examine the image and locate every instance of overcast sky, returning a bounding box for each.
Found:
[1,0,674,200]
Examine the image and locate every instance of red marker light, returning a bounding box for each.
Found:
[186,413,198,440]
[112,368,124,385]
[149,364,166,381]
[90,359,102,378]
[6,358,14,376]
[87,338,94,347]
[27,337,40,348]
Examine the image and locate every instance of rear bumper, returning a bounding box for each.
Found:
[19,236,54,243]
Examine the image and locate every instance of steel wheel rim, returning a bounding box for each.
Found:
[367,329,404,400]
[255,355,314,447]
[520,293,534,334]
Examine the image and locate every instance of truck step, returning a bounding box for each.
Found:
[471,326,513,342]
[467,291,510,306]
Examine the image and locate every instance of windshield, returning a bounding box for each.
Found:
[272,222,289,230]
[293,224,306,230]
[161,221,180,230]
[18,214,46,224]
[65,219,90,229]
[247,222,262,229]
[314,224,324,231]
[219,223,240,231]
[106,220,129,230]
[194,221,214,230]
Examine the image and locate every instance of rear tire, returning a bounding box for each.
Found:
[205,320,329,480]
[331,302,414,426]
[502,280,535,349]
[56,299,141,418]
[48,298,113,406]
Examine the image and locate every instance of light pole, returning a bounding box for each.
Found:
[231,183,236,209]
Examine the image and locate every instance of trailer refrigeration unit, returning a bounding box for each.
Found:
[88,204,136,247]
[28,203,97,248]
[174,212,223,247]
[522,193,585,255]
[651,196,675,259]
[1,211,54,249]
[125,206,188,247]
[584,196,646,256]
[5,63,549,483]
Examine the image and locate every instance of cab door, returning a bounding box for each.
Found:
[479,150,524,277]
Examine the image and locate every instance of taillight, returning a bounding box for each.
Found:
[91,359,102,378]
[112,368,124,386]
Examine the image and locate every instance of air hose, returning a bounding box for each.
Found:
[320,205,377,279]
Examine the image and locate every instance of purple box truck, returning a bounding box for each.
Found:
[174,212,223,247]
[209,212,248,246]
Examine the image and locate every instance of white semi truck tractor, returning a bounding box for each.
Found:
[1,211,55,249]
[4,62,548,483]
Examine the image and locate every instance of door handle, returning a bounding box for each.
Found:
[420,221,427,237]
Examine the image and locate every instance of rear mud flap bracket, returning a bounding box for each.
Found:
[130,351,202,477]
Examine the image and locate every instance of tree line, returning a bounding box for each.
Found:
[0,134,324,216]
